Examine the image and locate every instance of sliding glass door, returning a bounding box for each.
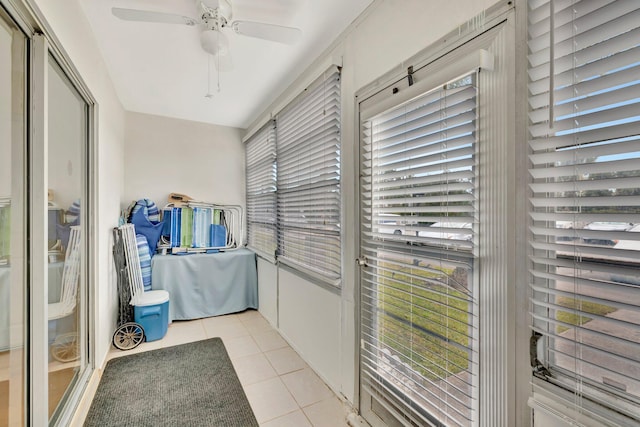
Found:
[0,2,94,425]
[0,6,26,426]
[46,53,90,423]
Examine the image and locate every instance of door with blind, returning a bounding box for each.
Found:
[355,7,517,425]
[359,71,479,427]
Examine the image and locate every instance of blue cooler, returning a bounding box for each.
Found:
[134,290,170,342]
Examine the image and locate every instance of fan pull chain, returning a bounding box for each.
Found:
[205,54,214,99]
[217,50,221,93]
[205,52,221,98]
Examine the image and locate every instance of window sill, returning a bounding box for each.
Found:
[248,247,277,264]
[277,260,341,295]
[530,378,638,427]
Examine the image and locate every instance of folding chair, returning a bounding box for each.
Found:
[120,224,170,341]
[49,226,81,362]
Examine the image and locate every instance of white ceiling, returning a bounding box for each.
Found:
[80,0,373,129]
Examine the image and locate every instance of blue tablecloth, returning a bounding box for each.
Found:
[150,249,258,321]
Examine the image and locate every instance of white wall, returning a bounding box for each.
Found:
[33,0,126,370]
[278,269,342,388]
[124,112,244,210]
[249,0,497,406]
[534,410,570,427]
[256,257,277,326]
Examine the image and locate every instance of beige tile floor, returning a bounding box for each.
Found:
[101,309,351,426]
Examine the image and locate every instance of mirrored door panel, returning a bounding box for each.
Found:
[46,55,88,422]
[0,7,26,427]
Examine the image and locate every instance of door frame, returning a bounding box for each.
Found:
[354,2,517,425]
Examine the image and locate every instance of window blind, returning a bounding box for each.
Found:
[245,121,277,258]
[528,0,640,419]
[360,74,478,427]
[276,69,341,284]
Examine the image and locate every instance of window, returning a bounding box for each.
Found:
[528,0,640,420]
[360,72,478,426]
[275,68,341,285]
[245,121,277,258]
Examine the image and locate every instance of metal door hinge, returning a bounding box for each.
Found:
[356,256,368,267]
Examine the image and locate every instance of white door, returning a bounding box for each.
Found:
[358,70,480,427]
[356,10,516,425]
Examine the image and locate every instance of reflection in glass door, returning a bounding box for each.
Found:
[0,8,26,427]
[46,56,88,421]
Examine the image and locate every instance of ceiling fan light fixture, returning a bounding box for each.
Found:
[200,30,229,56]
[200,0,232,20]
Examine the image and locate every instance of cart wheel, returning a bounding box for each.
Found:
[113,322,145,351]
[51,332,79,363]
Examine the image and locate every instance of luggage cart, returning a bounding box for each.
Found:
[111,227,145,350]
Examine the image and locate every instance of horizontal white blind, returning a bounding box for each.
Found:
[363,77,476,250]
[245,121,277,258]
[361,74,478,427]
[528,0,640,418]
[276,69,341,284]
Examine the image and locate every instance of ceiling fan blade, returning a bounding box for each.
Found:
[112,8,198,26]
[231,20,301,45]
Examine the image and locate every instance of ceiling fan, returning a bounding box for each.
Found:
[112,0,302,59]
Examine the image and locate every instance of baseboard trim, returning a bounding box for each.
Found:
[347,411,372,427]
[68,367,103,427]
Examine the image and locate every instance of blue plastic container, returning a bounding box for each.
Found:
[134,299,169,342]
